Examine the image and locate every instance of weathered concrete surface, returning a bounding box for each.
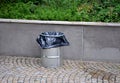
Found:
[0,23,83,59]
[84,26,120,62]
[0,19,120,62]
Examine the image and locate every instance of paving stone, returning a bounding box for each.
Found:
[0,56,120,83]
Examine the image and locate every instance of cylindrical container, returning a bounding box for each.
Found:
[41,47,62,68]
[36,32,69,68]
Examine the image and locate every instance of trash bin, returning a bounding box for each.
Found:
[36,32,69,68]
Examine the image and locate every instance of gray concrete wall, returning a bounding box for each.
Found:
[0,22,83,60]
[0,19,120,63]
[83,26,120,62]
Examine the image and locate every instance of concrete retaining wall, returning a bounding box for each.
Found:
[0,19,120,63]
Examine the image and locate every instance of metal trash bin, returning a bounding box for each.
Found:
[42,47,61,68]
[36,32,69,68]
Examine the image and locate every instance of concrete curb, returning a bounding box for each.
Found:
[0,18,120,26]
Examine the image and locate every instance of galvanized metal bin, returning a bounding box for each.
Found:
[36,32,69,68]
[41,47,62,68]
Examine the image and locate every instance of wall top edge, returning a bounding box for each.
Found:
[0,18,120,27]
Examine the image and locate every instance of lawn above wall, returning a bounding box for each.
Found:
[0,0,120,22]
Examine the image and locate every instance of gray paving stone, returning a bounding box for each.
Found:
[0,56,120,83]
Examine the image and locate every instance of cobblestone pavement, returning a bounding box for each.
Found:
[0,56,120,83]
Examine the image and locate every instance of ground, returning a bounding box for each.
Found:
[0,56,120,83]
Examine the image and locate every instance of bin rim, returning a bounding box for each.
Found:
[40,32,64,37]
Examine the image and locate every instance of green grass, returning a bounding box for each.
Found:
[0,0,120,22]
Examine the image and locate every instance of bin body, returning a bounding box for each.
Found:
[41,47,62,68]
